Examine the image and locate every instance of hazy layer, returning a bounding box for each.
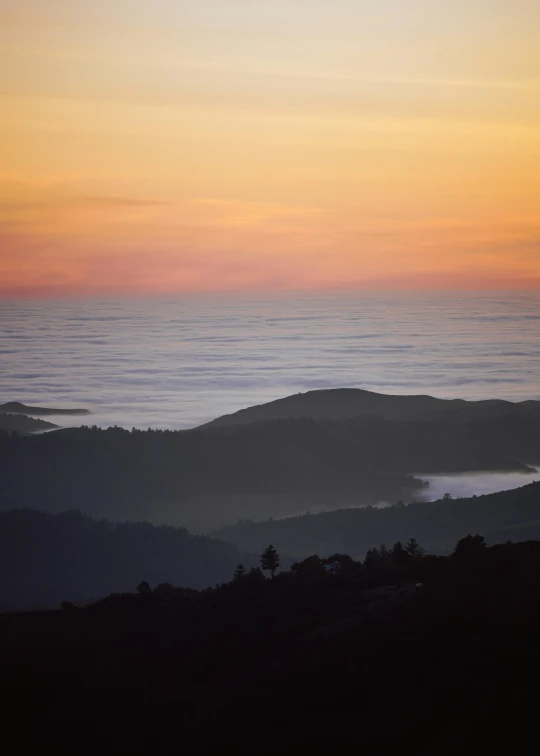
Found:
[420,468,540,502]
[1,291,539,430]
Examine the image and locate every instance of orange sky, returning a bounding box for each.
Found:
[1,1,540,296]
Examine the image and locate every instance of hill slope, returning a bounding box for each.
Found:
[0,414,58,434]
[213,481,540,558]
[199,387,540,428]
[3,539,540,752]
[1,401,539,530]
[0,422,421,530]
[0,509,255,611]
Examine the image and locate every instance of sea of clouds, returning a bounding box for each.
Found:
[1,291,539,431]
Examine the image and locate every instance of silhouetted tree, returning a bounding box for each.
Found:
[154,583,175,598]
[291,555,326,579]
[233,564,246,581]
[244,567,266,587]
[406,538,426,558]
[137,580,152,595]
[260,545,280,578]
[453,534,486,557]
[325,553,360,577]
[390,541,408,567]
[443,492,453,500]
[364,548,380,570]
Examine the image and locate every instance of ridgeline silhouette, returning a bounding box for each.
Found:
[2,387,540,529]
[3,535,540,752]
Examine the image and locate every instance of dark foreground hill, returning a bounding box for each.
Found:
[214,481,540,558]
[3,538,540,753]
[200,387,540,427]
[0,509,256,611]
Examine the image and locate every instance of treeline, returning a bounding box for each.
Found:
[90,534,485,612]
[4,536,540,752]
[0,509,257,611]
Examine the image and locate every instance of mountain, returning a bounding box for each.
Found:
[1,386,540,530]
[0,413,58,434]
[0,422,421,531]
[0,401,89,416]
[0,509,257,611]
[213,481,540,558]
[199,387,540,428]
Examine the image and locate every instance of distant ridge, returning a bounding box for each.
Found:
[0,413,58,434]
[212,480,540,559]
[198,388,538,428]
[0,401,90,416]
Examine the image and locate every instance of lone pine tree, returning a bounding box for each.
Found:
[260,545,280,578]
[233,564,246,581]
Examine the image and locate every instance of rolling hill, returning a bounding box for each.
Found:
[199,388,540,428]
[0,402,89,416]
[0,413,58,434]
[212,481,540,558]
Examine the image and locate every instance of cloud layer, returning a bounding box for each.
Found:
[1,292,539,430]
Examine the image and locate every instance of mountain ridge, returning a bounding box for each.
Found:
[212,480,540,558]
[198,387,538,429]
[0,401,90,416]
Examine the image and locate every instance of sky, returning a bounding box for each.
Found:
[1,0,540,297]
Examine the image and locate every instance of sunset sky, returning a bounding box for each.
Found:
[1,0,540,296]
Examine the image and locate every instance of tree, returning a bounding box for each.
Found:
[233,564,246,581]
[364,548,380,570]
[442,492,453,500]
[325,553,360,577]
[244,567,266,586]
[260,545,280,578]
[137,580,152,595]
[453,534,486,557]
[390,541,408,567]
[291,555,326,579]
[406,538,426,558]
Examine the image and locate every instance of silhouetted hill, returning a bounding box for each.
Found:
[0,413,58,434]
[213,481,540,558]
[0,401,89,416]
[0,509,257,611]
[3,538,540,753]
[0,423,424,530]
[199,387,540,428]
[1,405,539,529]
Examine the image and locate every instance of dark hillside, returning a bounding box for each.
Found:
[0,401,89,416]
[214,481,540,557]
[200,387,540,427]
[1,406,539,529]
[0,414,57,434]
[2,538,540,753]
[0,509,255,611]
